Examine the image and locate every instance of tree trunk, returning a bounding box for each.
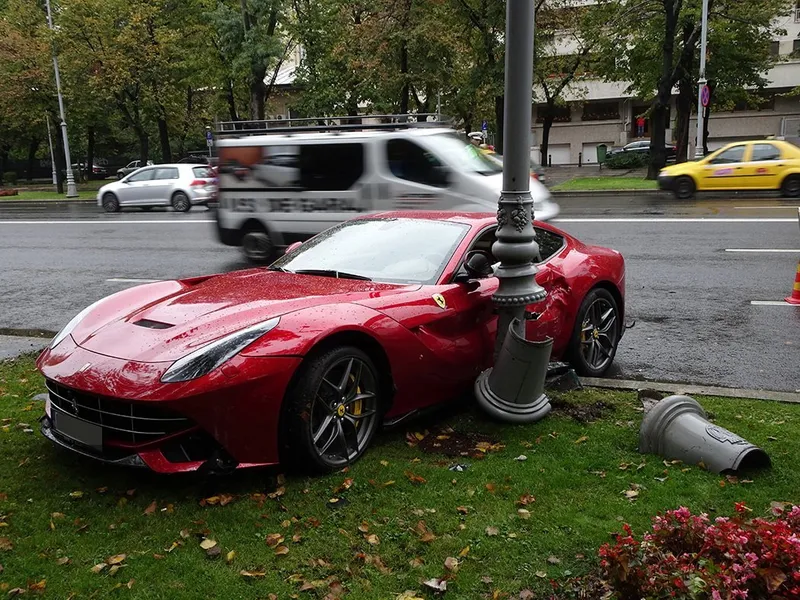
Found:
[54,122,65,194]
[540,106,554,166]
[249,78,266,120]
[26,138,39,182]
[702,83,714,156]
[136,128,149,164]
[87,126,95,180]
[494,95,504,154]
[399,41,410,114]
[647,1,678,179]
[158,116,171,163]
[226,80,238,122]
[0,144,9,185]
[675,79,692,163]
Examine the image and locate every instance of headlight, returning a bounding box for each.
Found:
[50,298,106,349]
[160,317,280,383]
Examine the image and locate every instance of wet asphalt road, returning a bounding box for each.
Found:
[1,193,798,392]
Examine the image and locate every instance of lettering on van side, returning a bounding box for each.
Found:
[223,197,363,213]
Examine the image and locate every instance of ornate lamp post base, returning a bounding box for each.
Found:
[475,318,552,423]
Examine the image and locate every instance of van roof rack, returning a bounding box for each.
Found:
[214,113,451,137]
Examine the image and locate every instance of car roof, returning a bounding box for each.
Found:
[359,211,496,227]
[216,127,456,146]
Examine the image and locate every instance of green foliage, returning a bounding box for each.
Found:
[603,152,650,169]
[2,171,18,185]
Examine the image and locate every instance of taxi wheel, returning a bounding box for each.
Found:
[780,175,800,198]
[674,176,695,200]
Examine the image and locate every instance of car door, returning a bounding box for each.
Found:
[740,142,784,190]
[150,167,180,205]
[117,168,157,205]
[697,144,748,190]
[384,138,449,211]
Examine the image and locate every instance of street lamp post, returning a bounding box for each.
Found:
[474,0,553,424]
[45,114,57,187]
[694,0,710,159]
[44,0,78,197]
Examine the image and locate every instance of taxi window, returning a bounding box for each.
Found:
[709,146,745,165]
[750,144,781,162]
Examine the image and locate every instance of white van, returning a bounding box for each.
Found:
[214,122,559,263]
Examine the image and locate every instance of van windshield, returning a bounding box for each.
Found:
[426,133,503,176]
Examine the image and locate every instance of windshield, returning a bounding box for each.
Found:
[426,133,503,175]
[270,218,470,284]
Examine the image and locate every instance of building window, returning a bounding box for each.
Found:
[582,101,620,121]
[770,41,781,57]
[536,104,571,124]
[793,39,800,57]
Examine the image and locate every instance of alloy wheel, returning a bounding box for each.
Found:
[309,356,379,468]
[579,298,618,372]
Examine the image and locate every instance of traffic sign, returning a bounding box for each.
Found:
[481,120,488,131]
[701,85,710,108]
[205,130,213,141]
[206,138,213,147]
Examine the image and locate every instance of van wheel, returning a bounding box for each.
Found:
[242,230,274,264]
[102,193,120,213]
[673,176,695,200]
[780,175,800,198]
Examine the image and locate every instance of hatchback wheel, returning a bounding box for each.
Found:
[567,288,621,377]
[102,193,120,213]
[281,347,382,473]
[171,192,191,212]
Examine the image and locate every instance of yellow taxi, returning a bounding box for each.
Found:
[658,139,800,199]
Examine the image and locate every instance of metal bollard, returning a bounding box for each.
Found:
[578,152,582,167]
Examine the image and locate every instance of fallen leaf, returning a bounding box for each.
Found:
[240,569,266,578]
[108,565,122,576]
[409,557,424,568]
[395,592,424,600]
[414,521,437,543]
[107,554,126,565]
[50,512,65,520]
[6,588,24,597]
[380,460,389,467]
[574,436,588,444]
[422,578,447,592]
[535,570,547,578]
[481,576,493,584]
[179,529,190,539]
[126,580,134,590]
[456,506,468,515]
[267,486,286,499]
[266,533,284,547]
[274,545,290,556]
[153,554,164,560]
[623,489,639,500]
[486,526,499,536]
[144,501,157,515]
[334,478,354,493]
[517,494,535,506]
[485,483,496,493]
[28,580,45,592]
[90,563,106,574]
[225,550,236,564]
[517,509,531,519]
[219,494,235,506]
[365,534,380,545]
[514,455,528,461]
[547,556,561,565]
[771,501,790,516]
[404,471,426,485]
[458,546,470,558]
[56,557,70,565]
[762,567,787,592]
[200,496,220,506]
[199,539,217,550]
[519,590,535,600]
[206,545,221,559]
[68,491,83,499]
[358,522,369,533]
[281,519,292,528]
[0,538,11,552]
[292,533,302,543]
[444,557,459,572]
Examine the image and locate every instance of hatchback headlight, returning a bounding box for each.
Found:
[160,318,280,383]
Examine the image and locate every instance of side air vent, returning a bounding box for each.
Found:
[134,319,174,330]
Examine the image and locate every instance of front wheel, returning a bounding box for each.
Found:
[567,287,621,377]
[101,193,120,213]
[281,346,383,473]
[241,230,274,264]
[673,176,695,200]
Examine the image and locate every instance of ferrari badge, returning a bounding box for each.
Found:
[433,294,447,309]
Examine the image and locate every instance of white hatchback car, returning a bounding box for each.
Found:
[98,164,217,212]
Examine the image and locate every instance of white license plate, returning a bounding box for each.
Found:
[53,410,102,451]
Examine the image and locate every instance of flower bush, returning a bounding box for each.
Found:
[596,503,800,599]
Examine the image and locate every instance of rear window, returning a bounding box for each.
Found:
[193,166,215,178]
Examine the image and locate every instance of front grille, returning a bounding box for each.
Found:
[46,379,193,445]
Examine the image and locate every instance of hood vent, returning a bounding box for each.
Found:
[134,319,174,330]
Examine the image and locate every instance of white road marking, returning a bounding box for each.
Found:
[725,249,800,253]
[734,205,799,210]
[750,300,798,306]
[0,220,215,225]
[106,278,162,283]
[554,217,796,223]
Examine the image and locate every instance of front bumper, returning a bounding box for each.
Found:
[657,175,675,191]
[37,337,301,473]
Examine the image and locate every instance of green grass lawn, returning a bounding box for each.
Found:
[0,190,97,201]
[553,177,659,192]
[1,355,797,599]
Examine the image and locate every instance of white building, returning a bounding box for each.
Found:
[532,5,800,164]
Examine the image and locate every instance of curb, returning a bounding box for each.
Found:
[580,376,800,404]
[0,199,95,208]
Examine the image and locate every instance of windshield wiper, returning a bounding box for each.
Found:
[292,269,372,281]
[268,266,293,273]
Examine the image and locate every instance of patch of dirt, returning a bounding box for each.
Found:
[551,399,614,424]
[411,427,503,458]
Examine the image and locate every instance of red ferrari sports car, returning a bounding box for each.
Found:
[37,212,625,474]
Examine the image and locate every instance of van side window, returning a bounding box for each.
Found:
[387,139,447,187]
[299,144,364,191]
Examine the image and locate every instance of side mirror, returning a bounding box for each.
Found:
[455,250,494,282]
[285,241,302,254]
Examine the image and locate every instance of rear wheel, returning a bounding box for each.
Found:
[567,287,621,377]
[780,174,800,198]
[674,176,695,200]
[171,192,191,212]
[281,346,382,473]
[241,230,274,264]
[101,192,120,213]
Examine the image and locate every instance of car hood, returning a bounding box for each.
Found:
[76,270,416,362]
[660,160,702,176]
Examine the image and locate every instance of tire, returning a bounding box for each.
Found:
[117,172,124,180]
[674,176,695,200]
[567,287,621,377]
[281,346,383,473]
[101,192,120,213]
[171,192,191,212]
[241,230,274,264]
[780,174,800,198]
